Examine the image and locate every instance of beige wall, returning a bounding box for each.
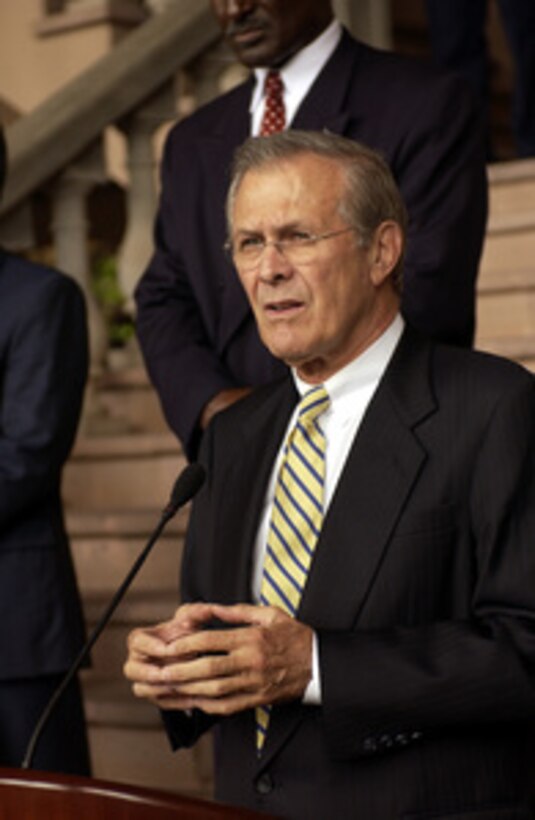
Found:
[0,1,116,115]
[0,2,151,186]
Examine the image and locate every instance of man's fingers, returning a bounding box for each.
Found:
[126,626,171,659]
[163,622,253,659]
[132,681,177,699]
[209,602,264,625]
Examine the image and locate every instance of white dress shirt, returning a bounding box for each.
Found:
[251,315,405,701]
[250,18,343,136]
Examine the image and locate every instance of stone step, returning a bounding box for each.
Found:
[476,287,535,340]
[479,161,535,292]
[475,334,535,372]
[82,676,213,797]
[95,365,169,434]
[83,583,181,625]
[82,590,180,680]
[477,158,535,355]
[68,508,188,595]
[479,214,535,278]
[487,158,535,218]
[63,432,186,510]
[478,267,535,294]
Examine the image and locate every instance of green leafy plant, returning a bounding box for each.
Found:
[91,255,134,347]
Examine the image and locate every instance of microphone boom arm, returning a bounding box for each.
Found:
[21,463,205,770]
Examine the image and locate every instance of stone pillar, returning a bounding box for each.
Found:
[64,0,146,13]
[333,0,392,49]
[186,39,242,109]
[116,82,175,303]
[143,0,179,11]
[50,141,108,374]
[37,0,148,34]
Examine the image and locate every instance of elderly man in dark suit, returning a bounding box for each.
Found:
[125,132,535,820]
[0,127,90,773]
[135,0,488,461]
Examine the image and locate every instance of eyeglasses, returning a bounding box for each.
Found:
[225,227,357,270]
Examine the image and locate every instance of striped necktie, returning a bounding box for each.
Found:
[260,70,286,135]
[256,385,330,752]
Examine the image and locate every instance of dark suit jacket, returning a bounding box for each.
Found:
[136,29,488,460]
[0,251,88,680]
[164,328,535,820]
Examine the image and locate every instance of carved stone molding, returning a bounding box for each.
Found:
[36,0,148,37]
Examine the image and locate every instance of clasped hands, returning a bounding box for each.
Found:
[124,602,313,715]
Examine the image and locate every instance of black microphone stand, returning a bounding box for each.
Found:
[21,463,205,770]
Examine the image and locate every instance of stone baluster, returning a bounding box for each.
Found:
[50,139,108,375]
[59,0,147,18]
[116,81,175,304]
[186,38,245,110]
[333,0,392,49]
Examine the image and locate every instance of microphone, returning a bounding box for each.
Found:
[21,462,206,770]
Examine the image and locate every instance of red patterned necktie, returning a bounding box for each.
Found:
[260,70,286,136]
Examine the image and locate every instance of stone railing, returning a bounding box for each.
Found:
[0,0,223,371]
[0,0,390,373]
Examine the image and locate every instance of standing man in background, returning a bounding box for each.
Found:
[126,132,534,820]
[426,0,535,158]
[136,0,487,460]
[0,126,91,774]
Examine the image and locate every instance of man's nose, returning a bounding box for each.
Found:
[225,0,255,17]
[258,242,293,282]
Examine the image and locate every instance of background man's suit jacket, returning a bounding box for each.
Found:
[136,30,488,459]
[164,328,535,820]
[0,251,87,680]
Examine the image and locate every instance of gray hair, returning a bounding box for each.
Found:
[226,130,408,290]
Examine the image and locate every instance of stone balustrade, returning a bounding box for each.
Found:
[0,0,391,373]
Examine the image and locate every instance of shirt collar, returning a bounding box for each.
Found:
[250,18,342,117]
[293,314,405,407]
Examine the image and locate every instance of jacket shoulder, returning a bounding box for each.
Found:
[0,251,82,298]
[430,343,535,414]
[164,78,252,146]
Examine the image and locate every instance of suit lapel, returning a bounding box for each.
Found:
[198,80,254,354]
[301,328,436,628]
[259,329,437,768]
[211,379,297,604]
[292,30,364,135]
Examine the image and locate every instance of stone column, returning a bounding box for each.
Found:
[116,82,175,304]
[333,0,392,49]
[63,0,146,14]
[186,39,242,110]
[50,140,108,374]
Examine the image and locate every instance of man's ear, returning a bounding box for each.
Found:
[369,221,404,287]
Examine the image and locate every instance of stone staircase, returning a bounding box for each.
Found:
[63,373,214,798]
[476,158,535,370]
[61,157,535,799]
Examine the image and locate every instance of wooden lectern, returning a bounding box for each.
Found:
[0,768,274,819]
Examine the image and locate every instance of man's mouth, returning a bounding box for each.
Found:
[231,26,265,45]
[226,18,267,45]
[264,299,304,317]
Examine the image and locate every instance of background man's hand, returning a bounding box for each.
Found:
[200,387,252,430]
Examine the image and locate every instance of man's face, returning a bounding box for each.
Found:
[231,154,398,383]
[210,0,333,68]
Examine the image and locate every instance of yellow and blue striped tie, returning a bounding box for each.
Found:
[256,385,330,752]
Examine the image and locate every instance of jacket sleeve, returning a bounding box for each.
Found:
[160,421,221,749]
[394,70,488,347]
[135,128,240,460]
[0,271,88,530]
